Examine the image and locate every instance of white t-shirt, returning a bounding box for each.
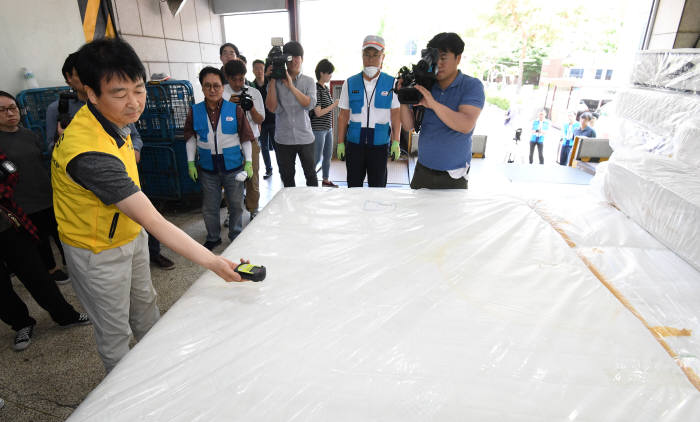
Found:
[223,84,265,138]
[338,73,400,129]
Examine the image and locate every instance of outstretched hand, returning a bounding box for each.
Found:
[212,257,250,282]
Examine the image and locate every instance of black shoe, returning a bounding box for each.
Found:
[263,169,273,179]
[59,312,91,329]
[51,269,70,285]
[150,253,175,270]
[203,239,222,250]
[13,324,34,351]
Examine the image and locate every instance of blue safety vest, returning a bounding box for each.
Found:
[346,72,394,146]
[192,100,242,171]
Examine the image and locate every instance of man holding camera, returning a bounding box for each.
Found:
[223,59,265,220]
[399,32,484,189]
[337,35,401,188]
[265,41,318,187]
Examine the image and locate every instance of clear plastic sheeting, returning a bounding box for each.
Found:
[631,49,700,93]
[67,188,700,422]
[610,88,700,164]
[603,151,700,272]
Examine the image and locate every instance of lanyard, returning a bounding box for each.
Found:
[362,77,379,128]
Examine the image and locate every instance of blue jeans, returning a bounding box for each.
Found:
[259,125,275,173]
[313,128,333,180]
[198,169,244,242]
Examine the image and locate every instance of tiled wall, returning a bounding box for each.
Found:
[112,0,225,102]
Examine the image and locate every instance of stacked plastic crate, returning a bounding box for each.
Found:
[136,80,200,201]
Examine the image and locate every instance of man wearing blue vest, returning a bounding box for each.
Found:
[559,111,580,165]
[337,35,401,188]
[529,109,550,164]
[185,67,255,250]
[399,33,484,189]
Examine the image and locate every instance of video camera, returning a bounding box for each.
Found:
[267,37,291,80]
[236,86,254,112]
[58,91,78,130]
[394,48,439,105]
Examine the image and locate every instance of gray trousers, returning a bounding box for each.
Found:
[62,230,160,372]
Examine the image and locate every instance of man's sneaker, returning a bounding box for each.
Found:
[249,210,258,221]
[223,211,230,227]
[263,169,273,179]
[51,269,70,285]
[322,180,339,188]
[150,253,175,270]
[13,325,34,351]
[203,239,222,250]
[59,313,91,328]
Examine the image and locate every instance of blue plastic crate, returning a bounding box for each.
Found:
[138,141,200,201]
[136,80,194,141]
[16,86,70,152]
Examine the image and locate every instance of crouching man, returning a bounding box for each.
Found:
[51,38,249,372]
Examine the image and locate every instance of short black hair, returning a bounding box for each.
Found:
[219,43,239,56]
[427,32,465,56]
[238,54,247,64]
[0,90,17,105]
[223,59,247,78]
[283,41,304,58]
[252,59,265,67]
[62,52,79,81]
[76,38,146,97]
[315,59,335,81]
[199,66,225,85]
[580,112,594,121]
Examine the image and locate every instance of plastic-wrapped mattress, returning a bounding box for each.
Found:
[610,88,700,164]
[631,49,700,93]
[66,188,700,421]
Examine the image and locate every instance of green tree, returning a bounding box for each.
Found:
[485,0,577,88]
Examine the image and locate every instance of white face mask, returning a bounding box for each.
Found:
[363,66,379,78]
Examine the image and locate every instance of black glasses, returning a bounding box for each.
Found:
[0,105,19,114]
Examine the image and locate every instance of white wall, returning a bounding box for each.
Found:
[0,0,86,95]
[112,0,225,102]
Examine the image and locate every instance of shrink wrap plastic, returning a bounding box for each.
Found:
[67,188,700,422]
[631,49,700,93]
[611,88,700,164]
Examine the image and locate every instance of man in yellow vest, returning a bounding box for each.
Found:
[51,38,249,372]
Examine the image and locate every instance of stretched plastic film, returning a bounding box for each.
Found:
[603,151,700,272]
[67,188,700,421]
[631,49,700,93]
[611,88,700,164]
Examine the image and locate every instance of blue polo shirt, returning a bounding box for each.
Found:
[418,71,485,171]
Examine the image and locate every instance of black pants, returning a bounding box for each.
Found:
[410,161,468,189]
[274,142,318,187]
[529,141,544,164]
[346,142,388,188]
[28,207,65,270]
[0,228,79,331]
[559,144,572,166]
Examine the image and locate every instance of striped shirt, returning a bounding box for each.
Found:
[310,83,333,131]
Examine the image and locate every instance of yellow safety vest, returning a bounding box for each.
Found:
[51,105,142,253]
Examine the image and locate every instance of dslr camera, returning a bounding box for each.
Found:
[236,86,254,112]
[58,91,78,130]
[394,48,439,104]
[267,37,291,79]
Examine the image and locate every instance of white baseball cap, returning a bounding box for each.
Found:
[362,35,385,51]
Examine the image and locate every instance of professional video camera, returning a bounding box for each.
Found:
[57,91,78,130]
[267,37,291,80]
[236,86,254,112]
[394,47,439,105]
